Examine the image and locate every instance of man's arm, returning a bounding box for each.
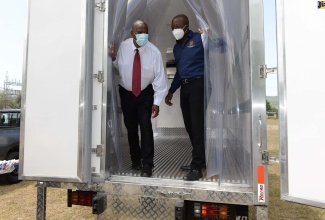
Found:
[169,70,182,94]
[110,44,119,69]
[165,71,181,106]
[165,92,173,106]
[151,51,167,118]
[111,44,116,61]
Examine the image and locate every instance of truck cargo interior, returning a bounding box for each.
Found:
[106,0,252,185]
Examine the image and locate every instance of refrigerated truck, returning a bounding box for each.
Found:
[18,0,325,219]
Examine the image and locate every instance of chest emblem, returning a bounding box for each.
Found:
[187,40,195,48]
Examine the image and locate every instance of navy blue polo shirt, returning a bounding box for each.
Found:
[169,30,204,93]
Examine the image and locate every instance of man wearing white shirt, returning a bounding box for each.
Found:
[111,20,167,177]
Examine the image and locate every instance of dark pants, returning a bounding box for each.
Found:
[180,77,206,169]
[119,85,154,166]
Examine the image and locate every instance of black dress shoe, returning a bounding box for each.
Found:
[183,169,202,181]
[180,164,206,170]
[141,164,153,177]
[180,165,192,170]
[131,163,142,171]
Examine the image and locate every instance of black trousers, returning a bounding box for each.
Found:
[119,85,154,166]
[180,77,206,169]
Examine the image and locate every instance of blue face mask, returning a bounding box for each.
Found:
[135,33,149,47]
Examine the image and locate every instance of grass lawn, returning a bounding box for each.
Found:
[1,119,324,219]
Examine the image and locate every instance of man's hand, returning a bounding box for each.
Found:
[165,92,173,106]
[111,44,116,61]
[151,105,159,118]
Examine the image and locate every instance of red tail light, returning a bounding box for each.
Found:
[67,190,107,215]
[194,202,229,219]
[68,190,95,207]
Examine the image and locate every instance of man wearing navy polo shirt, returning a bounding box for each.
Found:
[165,14,205,181]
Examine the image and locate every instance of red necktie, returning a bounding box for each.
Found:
[132,49,141,97]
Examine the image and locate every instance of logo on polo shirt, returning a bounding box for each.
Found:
[187,40,195,48]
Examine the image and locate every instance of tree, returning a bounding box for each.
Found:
[15,93,21,108]
[266,100,272,112]
[0,91,21,109]
[266,99,278,113]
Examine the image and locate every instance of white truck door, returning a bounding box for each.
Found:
[19,0,97,183]
[277,0,325,208]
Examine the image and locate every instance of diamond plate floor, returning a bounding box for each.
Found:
[109,136,208,180]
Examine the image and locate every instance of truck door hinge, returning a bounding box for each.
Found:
[262,150,269,165]
[91,145,103,157]
[94,0,105,12]
[260,65,277,79]
[93,71,104,83]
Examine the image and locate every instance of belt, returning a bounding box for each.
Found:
[181,76,204,84]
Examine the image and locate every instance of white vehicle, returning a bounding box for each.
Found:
[19,0,325,219]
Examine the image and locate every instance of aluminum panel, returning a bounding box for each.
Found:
[50,180,253,219]
[249,0,268,205]
[99,195,175,220]
[102,178,253,205]
[44,180,253,219]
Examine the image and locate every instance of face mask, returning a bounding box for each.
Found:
[135,33,149,47]
[172,26,187,40]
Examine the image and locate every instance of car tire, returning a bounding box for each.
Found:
[4,151,21,184]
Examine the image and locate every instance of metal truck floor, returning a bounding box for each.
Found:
[109,136,211,181]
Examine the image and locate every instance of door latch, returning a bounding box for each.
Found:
[260,65,277,79]
[91,145,103,157]
[262,150,269,165]
[94,0,105,12]
[93,71,104,83]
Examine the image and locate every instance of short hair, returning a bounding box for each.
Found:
[172,14,189,25]
[132,20,148,31]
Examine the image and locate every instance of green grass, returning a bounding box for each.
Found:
[267,163,325,220]
[0,180,96,220]
[267,118,279,157]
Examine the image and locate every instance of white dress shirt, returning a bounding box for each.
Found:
[113,38,167,106]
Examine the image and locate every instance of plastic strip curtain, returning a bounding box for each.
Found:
[125,0,172,45]
[109,0,172,50]
[106,0,171,170]
[185,0,252,183]
[106,0,128,171]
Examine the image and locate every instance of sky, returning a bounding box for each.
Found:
[263,0,278,96]
[0,0,278,96]
[0,0,25,91]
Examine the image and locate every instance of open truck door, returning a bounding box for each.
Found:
[19,0,113,183]
[276,0,325,208]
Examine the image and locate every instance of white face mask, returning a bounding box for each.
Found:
[172,26,187,40]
